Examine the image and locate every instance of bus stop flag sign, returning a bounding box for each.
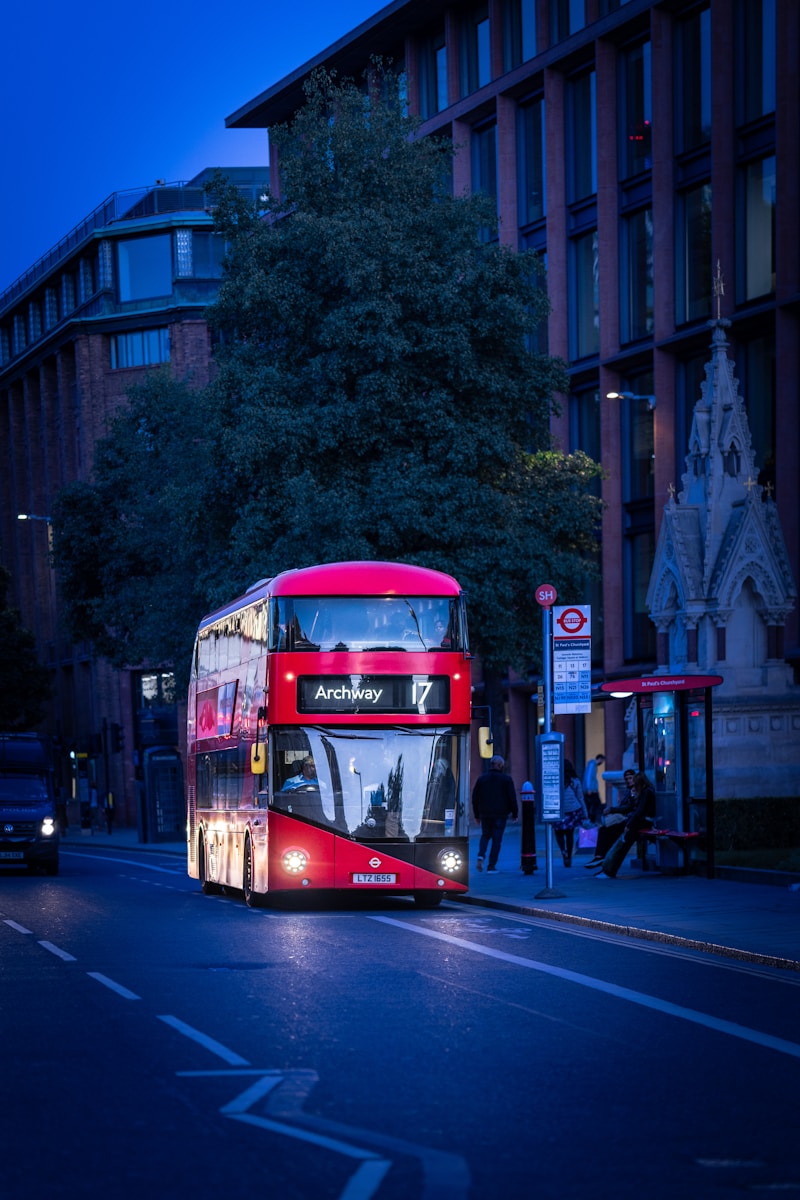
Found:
[553,605,592,714]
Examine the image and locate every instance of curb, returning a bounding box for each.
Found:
[452,893,800,973]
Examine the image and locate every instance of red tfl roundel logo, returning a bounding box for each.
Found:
[556,607,588,634]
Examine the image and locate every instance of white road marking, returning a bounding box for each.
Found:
[372,916,800,1061]
[3,919,32,934]
[87,972,140,1000]
[158,1015,250,1065]
[38,940,76,961]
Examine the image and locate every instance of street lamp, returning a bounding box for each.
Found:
[606,390,656,411]
[17,513,53,554]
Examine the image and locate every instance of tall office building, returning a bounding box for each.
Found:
[229,0,798,783]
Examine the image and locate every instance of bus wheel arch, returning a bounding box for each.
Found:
[198,831,221,895]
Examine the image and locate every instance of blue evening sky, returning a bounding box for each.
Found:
[1,0,386,292]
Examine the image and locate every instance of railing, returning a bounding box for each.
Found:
[0,181,209,312]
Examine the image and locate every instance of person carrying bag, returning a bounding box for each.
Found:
[554,760,590,867]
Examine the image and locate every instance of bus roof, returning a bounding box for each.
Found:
[269,561,461,597]
[198,561,462,628]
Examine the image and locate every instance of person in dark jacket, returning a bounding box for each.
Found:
[584,768,637,868]
[472,755,518,873]
[595,771,656,878]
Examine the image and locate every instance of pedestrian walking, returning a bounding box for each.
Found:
[554,760,589,867]
[472,755,518,873]
[582,753,606,823]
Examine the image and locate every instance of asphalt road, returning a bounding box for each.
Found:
[2,845,798,1199]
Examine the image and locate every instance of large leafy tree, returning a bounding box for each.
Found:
[53,65,602,700]
[0,565,52,729]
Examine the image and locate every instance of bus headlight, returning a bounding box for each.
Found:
[282,848,309,875]
[41,818,56,837]
[438,848,462,873]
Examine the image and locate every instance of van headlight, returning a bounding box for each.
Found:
[41,817,56,837]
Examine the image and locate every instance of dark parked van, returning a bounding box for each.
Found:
[0,733,59,875]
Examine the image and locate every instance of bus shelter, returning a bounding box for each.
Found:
[600,674,723,879]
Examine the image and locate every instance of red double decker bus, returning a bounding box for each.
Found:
[187,561,472,906]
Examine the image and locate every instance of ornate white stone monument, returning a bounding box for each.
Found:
[646,293,798,800]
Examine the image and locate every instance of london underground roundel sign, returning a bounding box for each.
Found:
[535,583,558,608]
[555,607,589,635]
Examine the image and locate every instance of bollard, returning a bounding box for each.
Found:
[520,780,537,874]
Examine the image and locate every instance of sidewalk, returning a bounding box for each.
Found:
[63,822,800,971]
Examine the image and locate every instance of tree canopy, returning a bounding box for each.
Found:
[53,65,602,689]
[0,565,51,729]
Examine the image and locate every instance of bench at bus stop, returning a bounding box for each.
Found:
[637,827,701,874]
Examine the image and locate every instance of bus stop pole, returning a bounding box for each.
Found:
[535,599,566,899]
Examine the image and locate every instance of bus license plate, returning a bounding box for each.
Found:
[352,872,396,884]
[0,851,25,860]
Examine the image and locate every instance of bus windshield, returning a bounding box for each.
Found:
[270,596,461,653]
[270,726,466,840]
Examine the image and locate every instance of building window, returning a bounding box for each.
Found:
[677,183,712,323]
[624,526,657,662]
[117,235,172,303]
[622,208,654,342]
[419,25,448,117]
[472,121,498,241]
[176,230,193,278]
[504,0,536,70]
[571,230,599,360]
[521,239,548,355]
[62,271,77,314]
[675,352,707,484]
[550,0,584,44]
[738,330,776,492]
[13,313,27,355]
[620,41,651,180]
[110,327,171,369]
[740,156,776,301]
[80,255,97,301]
[45,288,59,330]
[676,7,711,153]
[28,300,42,343]
[192,233,226,279]
[0,327,10,365]
[738,0,776,124]
[621,385,655,504]
[567,70,596,203]
[460,3,491,97]
[518,96,545,226]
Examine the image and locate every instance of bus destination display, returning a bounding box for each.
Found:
[298,675,449,714]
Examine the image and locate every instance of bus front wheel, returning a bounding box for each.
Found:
[243,834,263,907]
[414,891,443,908]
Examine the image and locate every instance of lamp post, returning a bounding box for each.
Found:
[17,512,53,555]
[606,390,657,411]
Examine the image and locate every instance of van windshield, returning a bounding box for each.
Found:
[0,777,49,804]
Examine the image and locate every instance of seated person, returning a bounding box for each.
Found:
[584,768,637,868]
[281,757,319,790]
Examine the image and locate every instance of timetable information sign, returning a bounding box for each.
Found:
[553,605,592,714]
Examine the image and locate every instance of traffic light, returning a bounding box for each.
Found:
[110,723,124,754]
